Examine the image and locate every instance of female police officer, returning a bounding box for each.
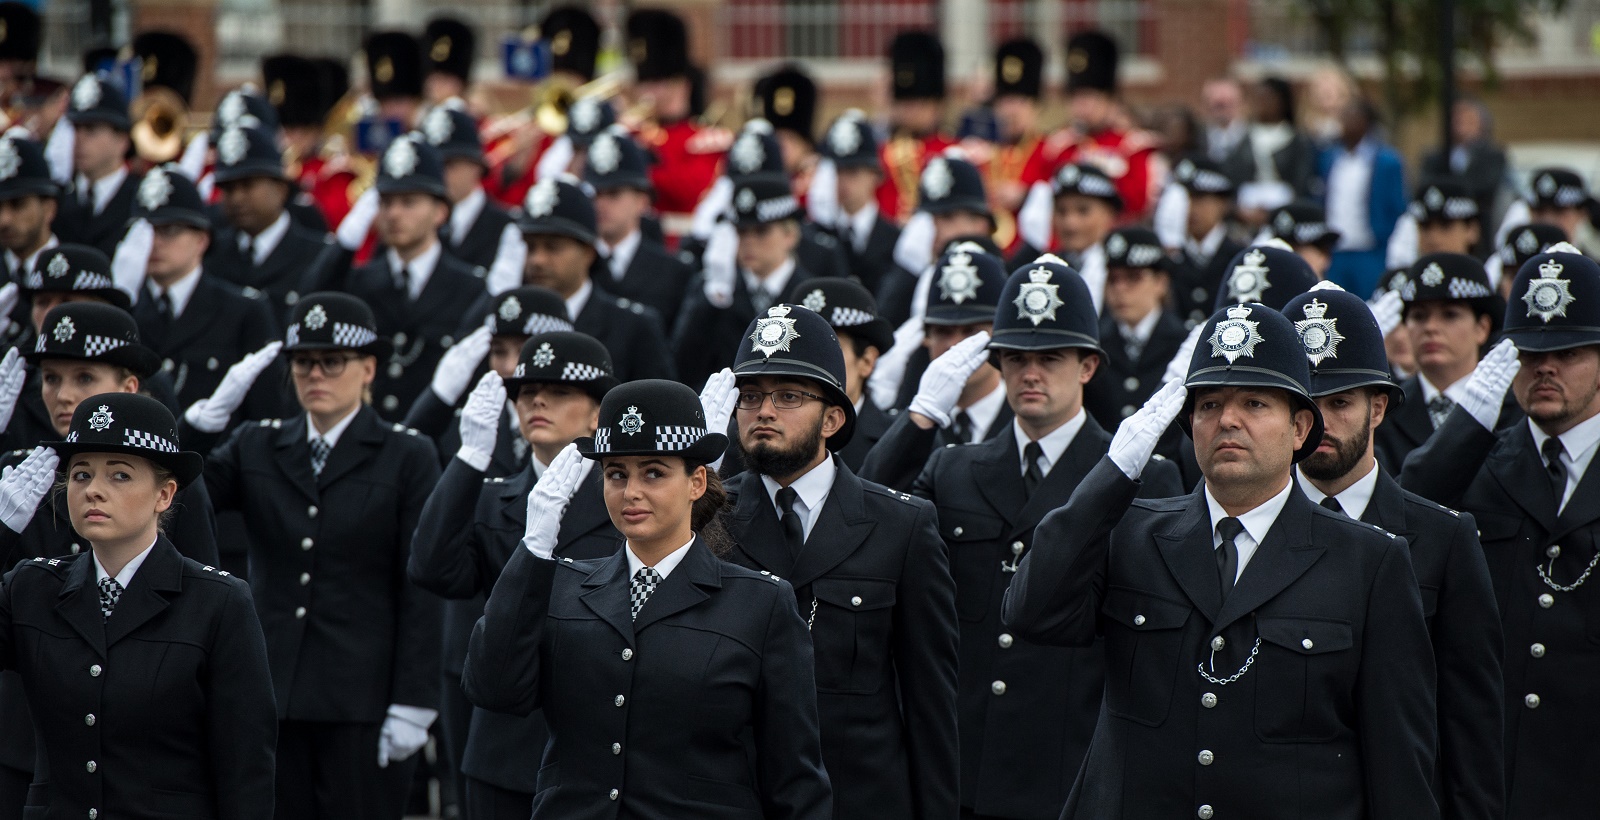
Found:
[0,391,276,820]
[463,379,833,819]
[409,330,621,819]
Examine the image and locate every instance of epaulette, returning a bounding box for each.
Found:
[240,286,263,299]
[686,127,734,155]
[757,569,782,584]
[257,418,283,428]
[484,476,506,483]
[810,231,839,249]
[1151,453,1166,461]
[391,423,421,436]
[196,564,233,578]
[23,555,75,575]
[864,483,919,506]
[615,297,645,315]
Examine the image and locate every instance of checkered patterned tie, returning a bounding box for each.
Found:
[310,437,331,476]
[1427,395,1455,430]
[630,567,662,621]
[99,576,122,620]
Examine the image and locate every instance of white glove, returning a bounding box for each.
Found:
[0,446,58,533]
[486,223,527,296]
[1152,183,1190,251]
[535,134,574,183]
[522,443,592,559]
[1017,181,1054,251]
[0,282,15,338]
[377,704,436,768]
[1162,324,1206,386]
[336,188,380,251]
[0,348,26,431]
[1458,338,1522,431]
[893,211,935,274]
[1368,289,1404,338]
[701,221,738,310]
[45,114,73,185]
[698,368,738,471]
[1385,212,1418,270]
[182,341,283,433]
[806,157,839,228]
[430,325,492,406]
[177,130,209,182]
[691,176,734,241]
[456,371,506,472]
[867,316,923,411]
[111,219,153,303]
[1108,379,1187,479]
[907,331,991,428]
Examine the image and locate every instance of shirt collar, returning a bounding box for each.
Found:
[601,229,643,280]
[626,535,696,580]
[1204,477,1295,546]
[94,536,158,589]
[1530,411,1600,471]
[1118,308,1162,345]
[760,455,838,517]
[1294,459,1380,521]
[845,202,878,254]
[78,165,128,214]
[1418,373,1470,405]
[308,405,362,448]
[960,380,1009,442]
[147,265,204,317]
[449,188,487,246]
[1012,408,1087,476]
[386,241,443,300]
[243,211,292,264]
[6,234,58,277]
[743,257,797,299]
[566,277,594,319]
[1186,223,1226,261]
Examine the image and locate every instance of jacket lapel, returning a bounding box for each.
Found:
[271,415,322,503]
[1552,453,1600,539]
[55,553,107,657]
[579,551,635,643]
[972,434,1027,525]
[1487,422,1559,529]
[1154,491,1222,623]
[1213,487,1327,631]
[1393,379,1434,448]
[786,461,876,589]
[1009,417,1109,540]
[316,407,386,489]
[726,473,798,576]
[104,537,182,647]
[1359,468,1414,541]
[163,276,223,352]
[632,538,721,633]
[496,463,536,530]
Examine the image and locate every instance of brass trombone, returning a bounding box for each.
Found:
[130,87,201,164]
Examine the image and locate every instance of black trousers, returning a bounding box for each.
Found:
[0,764,26,820]
[275,720,418,820]
[438,666,472,812]
[465,776,534,820]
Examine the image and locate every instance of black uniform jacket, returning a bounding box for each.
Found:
[205,220,337,327]
[1085,311,1191,432]
[600,239,695,331]
[1005,458,1439,820]
[446,200,515,270]
[1353,466,1504,820]
[913,416,1181,819]
[52,173,142,258]
[722,459,960,820]
[1373,375,1522,475]
[571,284,677,384]
[672,264,818,392]
[1400,409,1600,819]
[410,457,620,792]
[821,214,900,295]
[131,273,286,420]
[200,408,442,722]
[463,538,833,820]
[0,537,276,820]
[858,401,1015,494]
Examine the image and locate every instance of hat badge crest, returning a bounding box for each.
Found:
[217,91,246,126]
[0,138,18,181]
[218,127,249,166]
[1524,255,1577,323]
[588,133,621,174]
[1421,262,1445,287]
[138,168,173,211]
[1424,187,1444,209]
[731,133,765,174]
[1175,159,1194,181]
[71,75,100,111]
[532,342,556,368]
[526,179,558,218]
[750,304,801,358]
[422,108,454,145]
[734,187,757,213]
[1209,304,1264,364]
[383,138,419,179]
[52,316,75,342]
[1294,298,1345,365]
[802,288,827,312]
[498,295,522,322]
[302,304,329,331]
[1226,249,1271,304]
[1537,174,1557,196]
[938,251,981,304]
[827,119,860,156]
[569,98,600,133]
[1516,228,1540,254]
[922,158,953,200]
[1106,232,1127,258]
[1273,210,1294,235]
[619,405,646,436]
[46,254,69,279]
[1015,266,1064,326]
[87,404,113,432]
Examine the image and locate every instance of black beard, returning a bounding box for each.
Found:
[1299,414,1372,482]
[741,422,825,480]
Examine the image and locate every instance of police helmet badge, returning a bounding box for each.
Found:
[734,187,757,214]
[619,405,645,435]
[1273,209,1294,236]
[383,138,419,179]
[216,91,246,126]
[303,304,329,331]
[46,253,69,279]
[1294,298,1344,365]
[827,118,860,156]
[52,316,75,342]
[1516,228,1541,255]
[749,304,801,358]
[1105,232,1126,259]
[1057,164,1080,187]
[1209,304,1264,364]
[218,127,249,166]
[71,75,100,111]
[569,98,601,133]
[498,296,522,322]
[1536,173,1557,198]
[87,404,113,431]
[1175,158,1195,182]
[589,133,621,174]
[1226,249,1271,304]
[802,288,827,313]
[730,133,765,174]
[938,251,981,304]
[1420,262,1445,287]
[1524,252,1578,323]
[138,168,173,211]
[1014,266,1064,326]
[526,179,558,218]
[532,342,556,368]
[1424,186,1444,210]
[422,107,453,145]
[922,158,953,200]
[0,138,18,180]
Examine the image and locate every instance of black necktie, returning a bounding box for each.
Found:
[951,411,973,445]
[777,487,804,557]
[1320,496,1345,516]
[750,286,774,314]
[1427,395,1455,430]
[242,235,256,268]
[395,264,411,298]
[1023,441,1044,496]
[1543,437,1568,508]
[1215,517,1243,599]
[155,288,174,320]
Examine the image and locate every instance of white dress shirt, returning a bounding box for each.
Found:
[1418,373,1471,406]
[1185,223,1227,266]
[1529,412,1600,513]
[94,537,158,588]
[76,165,128,215]
[1013,409,1087,477]
[565,278,593,320]
[956,381,1008,444]
[1295,460,1381,521]
[840,202,879,255]
[1117,309,1162,357]
[1204,478,1295,582]
[241,212,292,265]
[6,234,58,278]
[761,455,837,542]
[146,265,204,318]
[627,536,696,578]
[1326,140,1377,251]
[308,405,361,445]
[386,241,443,301]
[601,229,643,282]
[743,258,796,305]
[449,188,487,247]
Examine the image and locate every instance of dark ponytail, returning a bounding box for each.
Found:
[689,462,734,557]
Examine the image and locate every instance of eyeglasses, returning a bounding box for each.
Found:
[736,389,827,411]
[290,354,358,377]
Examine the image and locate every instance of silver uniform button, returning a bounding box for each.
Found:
[295,607,307,619]
[84,714,95,726]
[612,743,621,755]
[286,291,299,305]
[609,789,619,800]
[383,395,399,411]
[86,761,96,773]
[1121,405,1136,417]
[1531,643,1546,658]
[1525,694,1541,709]
[1201,692,1218,708]
[1211,636,1225,651]
[89,810,97,819]
[207,357,219,370]
[1539,593,1555,609]
[162,359,174,372]
[1548,545,1561,558]
[89,665,102,677]
[991,681,1007,695]
[300,573,311,586]
[1301,639,1314,650]
[71,543,81,554]
[1133,615,1146,626]
[998,633,1014,648]
[388,363,404,378]
[1198,750,1214,765]
[308,505,319,518]
[394,332,407,346]
[952,526,964,536]
[851,596,862,607]
[1012,541,1024,551]
[1198,805,1214,820]
[614,695,625,707]
[301,537,314,550]
[1123,376,1140,392]
[621,648,633,661]
[442,335,455,348]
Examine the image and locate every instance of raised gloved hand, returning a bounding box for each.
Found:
[0,347,24,431]
[177,130,209,182]
[1459,338,1521,431]
[110,219,153,302]
[431,325,492,406]
[1367,289,1404,338]
[522,444,592,559]
[0,282,17,329]
[457,371,506,472]
[1108,379,1187,479]
[701,222,738,309]
[907,331,991,429]
[699,368,738,470]
[377,704,436,768]
[892,211,935,275]
[336,188,380,251]
[0,447,59,534]
[867,316,923,412]
[485,224,527,296]
[1162,324,1206,387]
[182,341,283,433]
[1017,181,1054,251]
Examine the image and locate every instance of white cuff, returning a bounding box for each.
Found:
[456,447,492,473]
[906,396,952,429]
[386,703,438,730]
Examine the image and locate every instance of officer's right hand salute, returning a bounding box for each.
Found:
[0,348,25,432]
[182,340,284,433]
[907,330,991,428]
[336,188,381,252]
[0,446,57,534]
[109,218,152,301]
[1457,338,1521,430]
[697,368,737,470]
[1107,378,1188,478]
[456,371,506,473]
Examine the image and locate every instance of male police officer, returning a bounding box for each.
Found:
[1283,284,1504,820]
[54,74,142,257]
[584,126,693,329]
[1006,303,1438,819]
[1401,243,1600,818]
[420,105,516,272]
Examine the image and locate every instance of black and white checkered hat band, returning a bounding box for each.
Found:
[1542,187,1589,208]
[1059,173,1117,199]
[123,428,179,453]
[1120,244,1164,268]
[1447,278,1493,299]
[593,428,611,451]
[74,271,115,291]
[332,322,377,348]
[521,314,573,335]
[1187,169,1232,193]
[83,335,130,357]
[830,306,875,327]
[655,426,708,451]
[1292,223,1331,244]
[752,195,800,222]
[561,362,608,381]
[1410,198,1477,220]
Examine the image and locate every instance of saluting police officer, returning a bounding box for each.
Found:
[878,153,995,328]
[1212,242,1321,314]
[1282,283,1505,820]
[0,393,276,820]
[0,133,60,308]
[716,303,960,819]
[191,293,443,820]
[410,332,620,820]
[1400,243,1600,818]
[1006,303,1439,819]
[903,257,1180,819]
[1265,203,1341,280]
[1084,227,1190,431]
[53,74,143,258]
[584,126,695,330]
[1166,157,1247,329]
[418,104,517,271]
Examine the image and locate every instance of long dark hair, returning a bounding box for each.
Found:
[689,462,734,557]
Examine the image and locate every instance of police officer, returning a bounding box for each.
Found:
[584,126,694,329]
[193,293,443,820]
[1085,227,1189,430]
[410,332,619,820]
[419,105,516,271]
[1006,303,1438,819]
[1400,243,1600,818]
[1012,163,1122,313]
[1493,222,1566,300]
[0,392,276,820]
[515,176,675,382]
[878,153,994,328]
[54,74,143,258]
[0,132,60,297]
[1410,180,1482,257]
[464,381,833,819]
[904,259,1180,819]
[1522,167,1593,255]
[717,303,959,819]
[1213,242,1320,313]
[1282,283,1505,820]
[207,123,337,326]
[786,278,897,470]
[814,111,901,292]
[1166,156,1246,329]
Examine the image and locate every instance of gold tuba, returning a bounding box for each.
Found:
[129,87,193,165]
